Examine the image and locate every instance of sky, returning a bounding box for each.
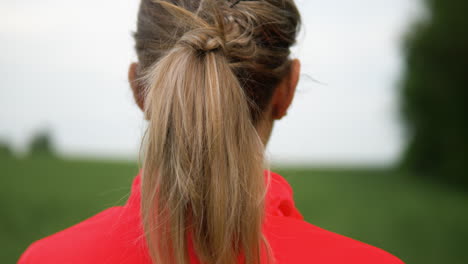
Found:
[0,0,422,166]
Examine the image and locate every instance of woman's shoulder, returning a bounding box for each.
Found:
[18,206,150,264]
[265,171,404,264]
[264,214,404,264]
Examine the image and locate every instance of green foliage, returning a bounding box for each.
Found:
[400,0,468,188]
[0,141,12,157]
[28,131,55,156]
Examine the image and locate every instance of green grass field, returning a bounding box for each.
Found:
[1,153,467,263]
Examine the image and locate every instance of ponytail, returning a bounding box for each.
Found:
[140,4,268,264]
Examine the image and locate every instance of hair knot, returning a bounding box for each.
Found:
[178,28,225,53]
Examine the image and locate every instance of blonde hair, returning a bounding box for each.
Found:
[133,0,300,263]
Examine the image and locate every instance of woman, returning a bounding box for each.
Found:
[19,0,404,263]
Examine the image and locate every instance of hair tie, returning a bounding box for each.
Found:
[230,0,242,8]
[230,0,257,8]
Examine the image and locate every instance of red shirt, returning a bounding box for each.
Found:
[19,171,404,264]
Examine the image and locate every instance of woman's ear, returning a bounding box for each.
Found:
[128,62,145,112]
[271,59,301,120]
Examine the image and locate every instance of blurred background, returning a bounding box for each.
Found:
[1,0,467,263]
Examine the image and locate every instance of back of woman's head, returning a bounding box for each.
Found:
[133,0,300,263]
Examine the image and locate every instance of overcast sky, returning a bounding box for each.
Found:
[0,0,422,165]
